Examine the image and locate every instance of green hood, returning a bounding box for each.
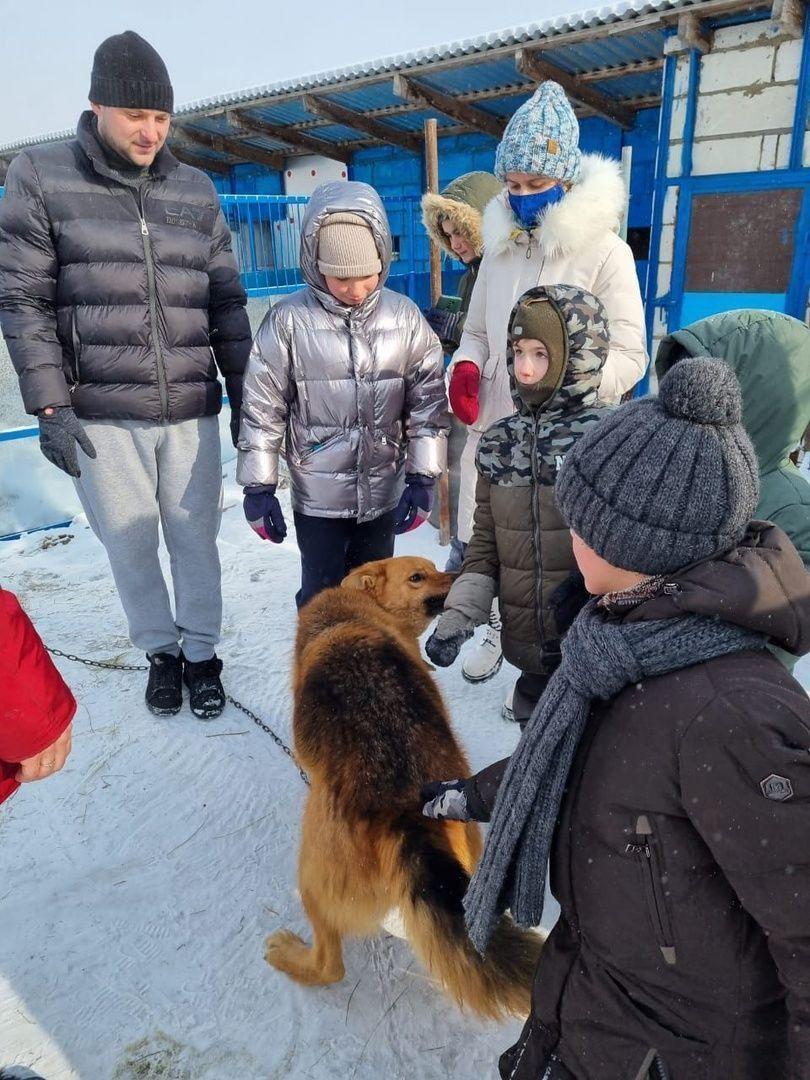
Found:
[421,171,502,258]
[656,310,810,473]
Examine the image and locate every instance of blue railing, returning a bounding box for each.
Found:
[220,192,437,306]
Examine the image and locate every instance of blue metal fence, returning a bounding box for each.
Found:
[220,191,438,306]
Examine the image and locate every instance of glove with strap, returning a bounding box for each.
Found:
[423,305,462,352]
[243,485,287,543]
[393,474,435,534]
[421,776,492,823]
[38,406,97,478]
[424,608,474,667]
[448,361,481,425]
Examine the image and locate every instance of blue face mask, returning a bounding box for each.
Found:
[508,185,565,231]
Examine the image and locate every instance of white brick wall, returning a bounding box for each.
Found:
[694,83,797,139]
[662,187,679,228]
[660,222,675,263]
[665,19,804,179]
[699,46,774,94]
[712,21,773,49]
[774,38,803,82]
[691,134,765,172]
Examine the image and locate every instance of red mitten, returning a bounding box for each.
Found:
[448,361,481,425]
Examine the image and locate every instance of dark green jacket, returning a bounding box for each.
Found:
[421,171,502,352]
[657,310,810,566]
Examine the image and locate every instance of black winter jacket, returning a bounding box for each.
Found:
[0,112,251,421]
[469,524,810,1080]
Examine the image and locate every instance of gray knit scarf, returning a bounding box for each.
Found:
[463,601,764,954]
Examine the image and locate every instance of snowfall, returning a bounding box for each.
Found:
[2,449,809,1080]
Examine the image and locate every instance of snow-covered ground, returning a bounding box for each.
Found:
[0,465,533,1080]
[3,460,808,1080]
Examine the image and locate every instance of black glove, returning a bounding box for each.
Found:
[423,305,462,352]
[549,570,591,635]
[38,406,97,478]
[421,779,471,821]
[424,609,474,667]
[225,374,243,449]
[421,776,492,823]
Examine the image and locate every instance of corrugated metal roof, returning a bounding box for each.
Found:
[171,0,705,114]
[0,0,739,155]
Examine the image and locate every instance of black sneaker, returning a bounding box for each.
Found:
[183,655,225,720]
[145,652,184,715]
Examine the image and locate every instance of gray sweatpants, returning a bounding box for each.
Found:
[74,417,223,662]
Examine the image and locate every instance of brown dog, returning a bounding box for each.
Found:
[264,556,541,1019]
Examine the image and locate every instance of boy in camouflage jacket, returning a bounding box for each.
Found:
[426,284,610,725]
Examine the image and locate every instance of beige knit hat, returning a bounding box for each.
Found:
[317,212,382,277]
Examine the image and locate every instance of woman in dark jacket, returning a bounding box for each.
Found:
[424,358,810,1079]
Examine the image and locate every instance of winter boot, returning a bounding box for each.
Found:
[501,683,516,723]
[145,652,183,716]
[183,655,226,720]
[461,600,503,683]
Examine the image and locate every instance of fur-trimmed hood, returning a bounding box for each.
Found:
[481,154,626,259]
[421,171,502,258]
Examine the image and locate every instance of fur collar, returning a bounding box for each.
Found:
[481,154,626,259]
[422,192,485,258]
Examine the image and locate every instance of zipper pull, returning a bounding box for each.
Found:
[140,218,149,236]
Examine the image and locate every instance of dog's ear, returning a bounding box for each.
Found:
[342,566,380,595]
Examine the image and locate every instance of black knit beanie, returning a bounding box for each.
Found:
[556,357,760,574]
[89,31,173,114]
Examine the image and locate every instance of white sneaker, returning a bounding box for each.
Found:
[501,683,516,723]
[462,602,503,683]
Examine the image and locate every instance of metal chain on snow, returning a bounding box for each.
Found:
[46,646,310,786]
[224,695,309,786]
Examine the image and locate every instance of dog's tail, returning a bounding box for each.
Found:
[396,815,543,1020]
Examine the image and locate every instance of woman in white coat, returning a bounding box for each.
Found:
[450,80,647,694]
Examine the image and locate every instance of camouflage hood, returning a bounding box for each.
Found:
[477,285,611,486]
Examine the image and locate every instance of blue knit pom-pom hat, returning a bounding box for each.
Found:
[494,81,581,184]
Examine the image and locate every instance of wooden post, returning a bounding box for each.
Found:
[424,118,451,547]
[425,119,442,306]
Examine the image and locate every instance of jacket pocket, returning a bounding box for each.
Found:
[294,431,345,466]
[375,430,403,465]
[626,815,677,966]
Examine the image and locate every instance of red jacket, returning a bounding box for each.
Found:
[0,588,76,805]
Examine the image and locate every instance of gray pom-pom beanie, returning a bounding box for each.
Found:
[555,357,760,574]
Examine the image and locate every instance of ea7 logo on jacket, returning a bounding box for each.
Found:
[164,204,205,230]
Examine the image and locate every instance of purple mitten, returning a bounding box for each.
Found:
[243,485,287,543]
[393,474,435,535]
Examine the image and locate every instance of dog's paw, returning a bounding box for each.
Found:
[265,928,305,966]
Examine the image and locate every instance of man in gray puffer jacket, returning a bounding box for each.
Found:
[237,181,449,607]
[0,32,252,719]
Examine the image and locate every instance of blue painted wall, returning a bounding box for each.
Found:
[201,107,661,308]
[348,109,659,229]
[212,162,286,195]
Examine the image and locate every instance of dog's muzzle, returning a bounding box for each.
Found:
[424,594,449,617]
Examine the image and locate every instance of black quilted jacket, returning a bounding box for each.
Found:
[0,111,251,421]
